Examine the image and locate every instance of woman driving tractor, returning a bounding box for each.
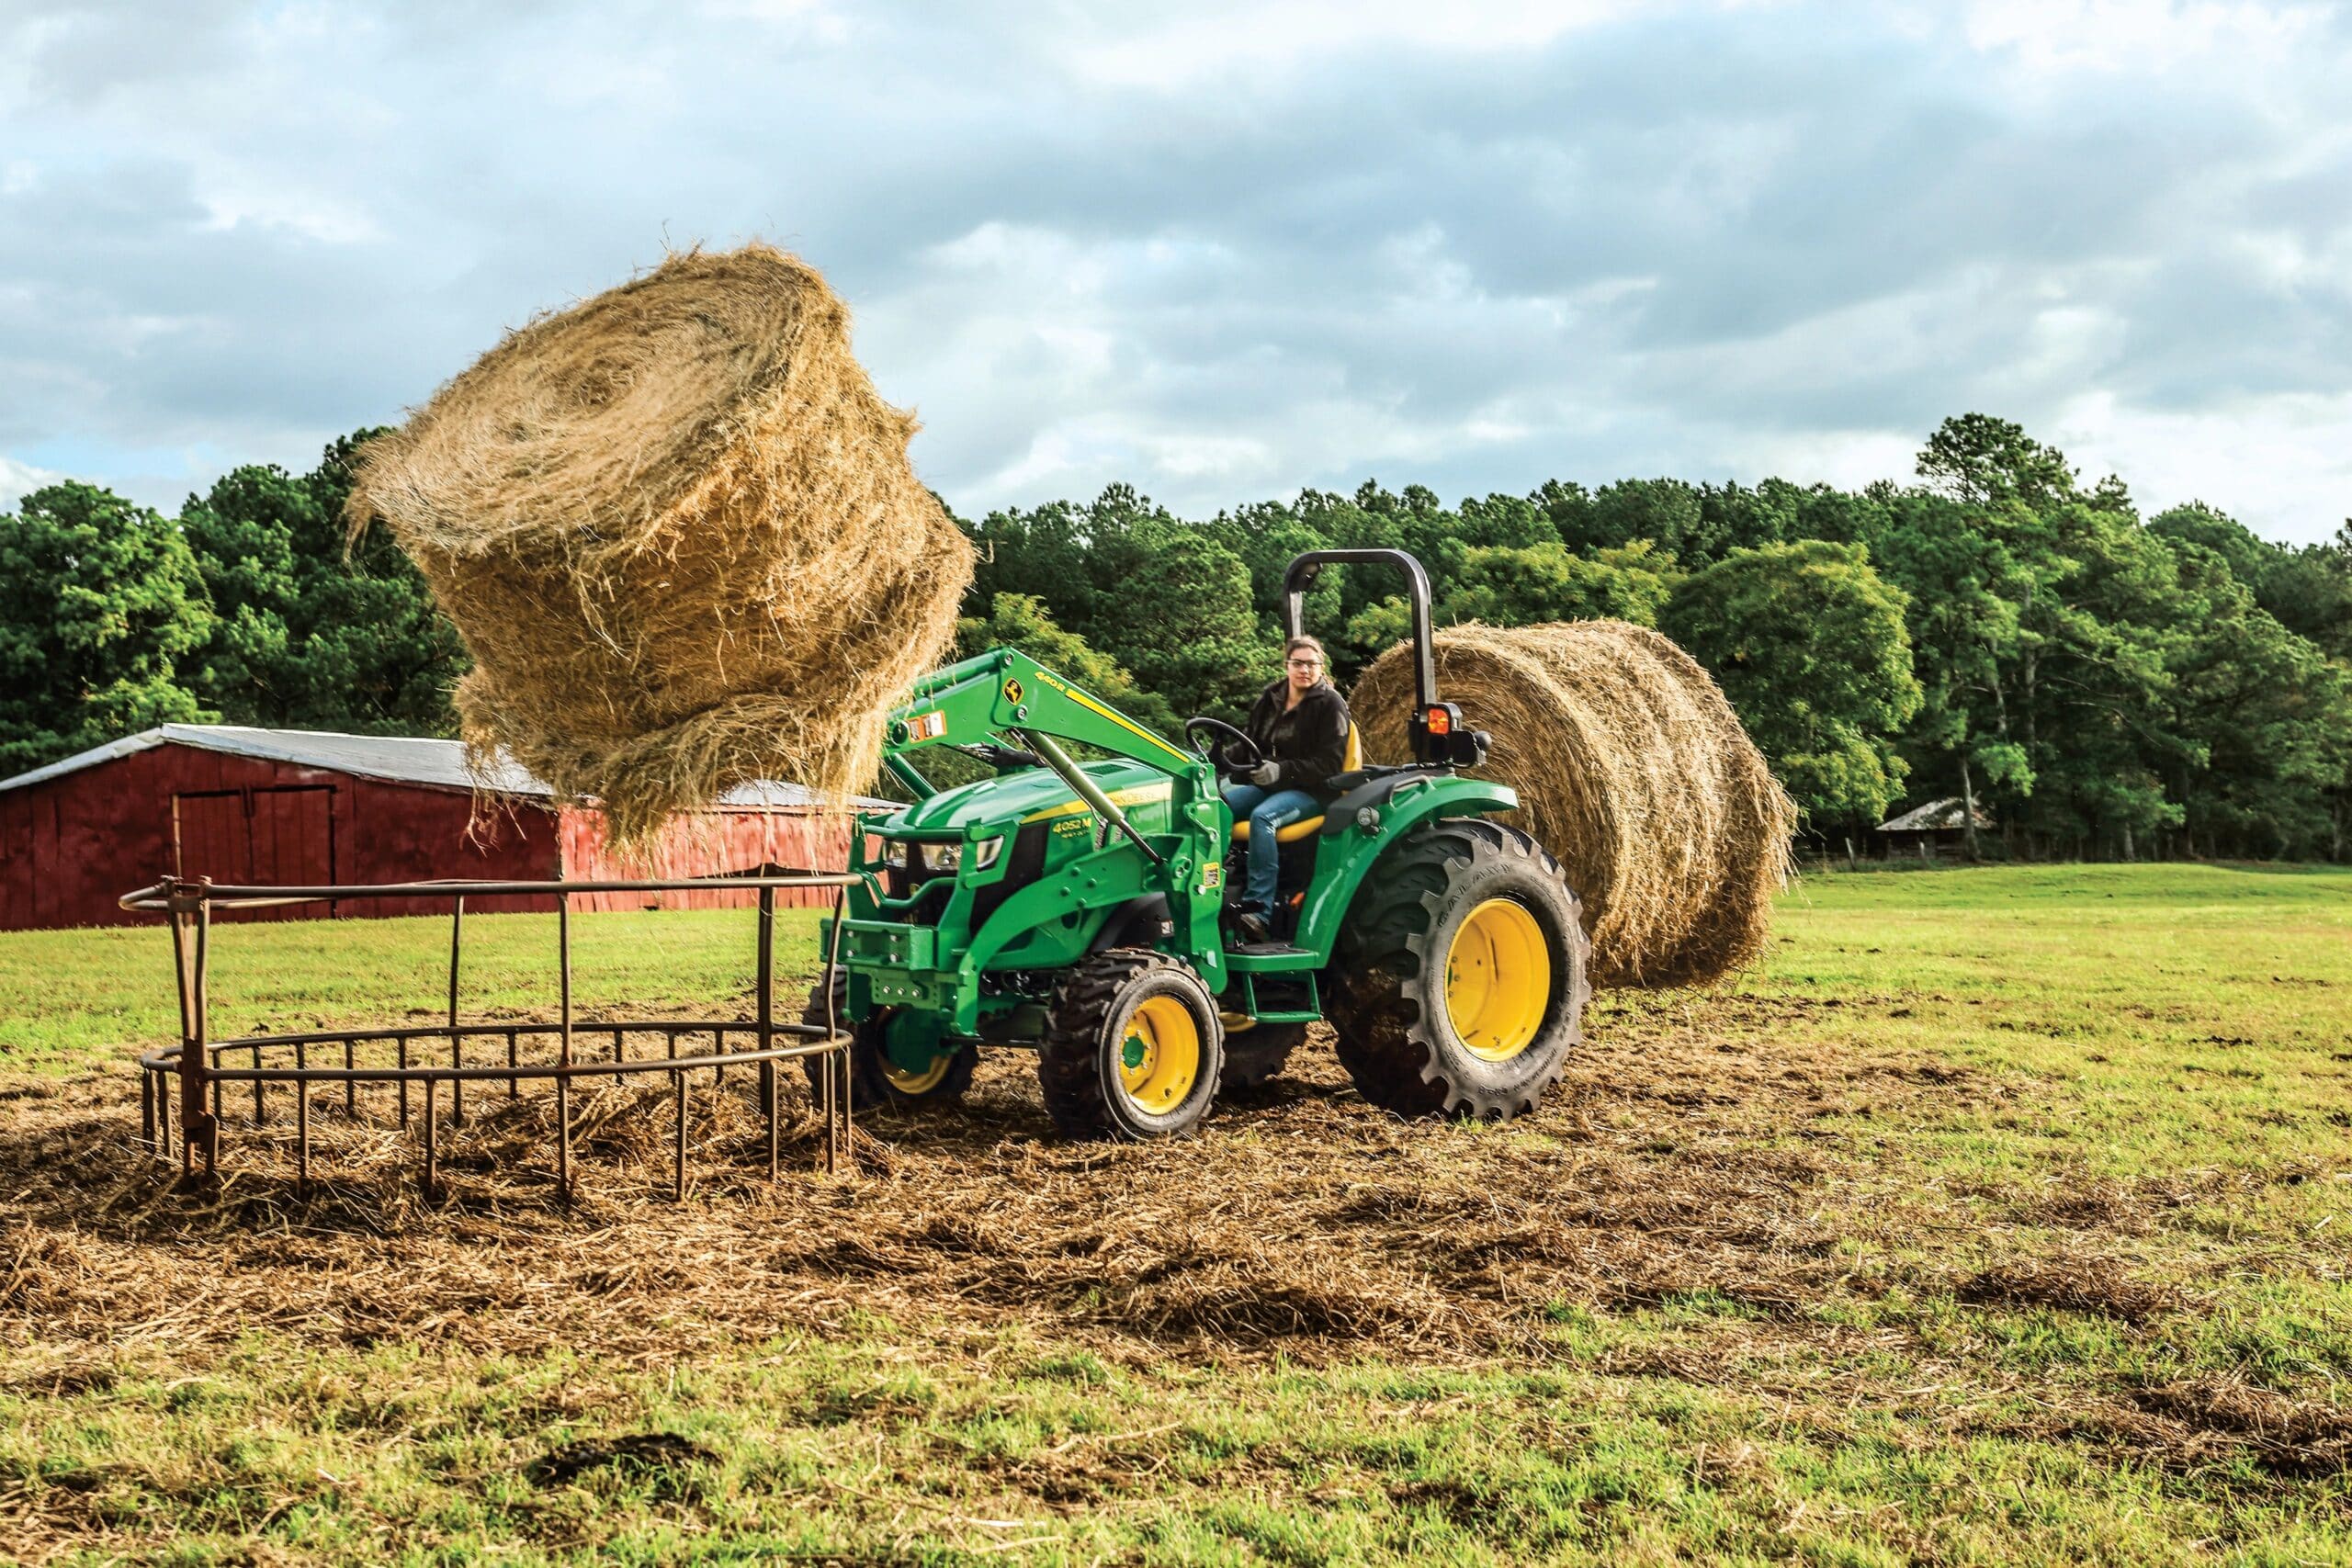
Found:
[1222,634,1351,944]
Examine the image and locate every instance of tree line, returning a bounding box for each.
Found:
[5,414,2346,861]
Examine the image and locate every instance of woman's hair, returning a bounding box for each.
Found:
[1283,634,1327,664]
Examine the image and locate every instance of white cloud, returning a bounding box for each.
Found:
[1060,0,1642,88]
[1962,0,2322,74]
[0,456,65,509]
[2053,388,2352,536]
[3,2,2351,545]
[1724,427,1928,495]
[695,0,851,40]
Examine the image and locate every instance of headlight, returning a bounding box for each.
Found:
[877,838,911,870]
[917,836,1002,876]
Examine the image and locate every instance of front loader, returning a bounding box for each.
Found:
[808,548,1591,1137]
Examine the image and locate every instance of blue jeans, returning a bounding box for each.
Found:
[1221,784,1320,913]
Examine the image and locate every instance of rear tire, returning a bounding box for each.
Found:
[1326,820,1589,1121]
[1038,949,1223,1139]
[799,973,975,1111]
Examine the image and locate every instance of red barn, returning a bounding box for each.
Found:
[0,725,880,929]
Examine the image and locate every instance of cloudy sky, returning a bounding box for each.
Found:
[4,0,2349,544]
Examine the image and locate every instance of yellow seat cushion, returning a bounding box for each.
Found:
[1231,813,1325,844]
[1229,723,1360,845]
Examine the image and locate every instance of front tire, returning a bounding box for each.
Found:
[1326,820,1589,1121]
[799,972,975,1111]
[1038,950,1223,1139]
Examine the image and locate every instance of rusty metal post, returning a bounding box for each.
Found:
[141,1068,155,1154]
[823,886,850,1176]
[252,1043,265,1127]
[556,891,572,1199]
[422,1076,439,1203]
[197,897,216,1177]
[447,895,464,1023]
[673,1066,689,1201]
[295,1039,311,1192]
[448,895,465,1126]
[169,886,218,1180]
[758,886,777,1179]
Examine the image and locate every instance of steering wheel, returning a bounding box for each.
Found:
[1183,716,1261,773]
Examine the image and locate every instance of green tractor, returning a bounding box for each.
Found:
[806,548,1590,1137]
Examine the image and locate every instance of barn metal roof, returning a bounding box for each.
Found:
[0,725,882,810]
[1876,796,1996,833]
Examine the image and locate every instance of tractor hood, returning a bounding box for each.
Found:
[878,757,1173,838]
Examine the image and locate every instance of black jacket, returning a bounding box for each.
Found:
[1237,677,1351,795]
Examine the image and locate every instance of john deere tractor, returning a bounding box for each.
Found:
[806,549,1590,1137]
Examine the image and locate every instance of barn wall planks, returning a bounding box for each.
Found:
[557,807,855,911]
[0,740,857,930]
[0,745,550,929]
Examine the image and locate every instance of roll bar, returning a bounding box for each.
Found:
[1280,547,1484,766]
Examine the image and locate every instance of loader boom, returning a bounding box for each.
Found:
[882,648,1210,870]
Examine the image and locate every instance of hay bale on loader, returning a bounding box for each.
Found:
[349,243,972,843]
[1351,621,1794,988]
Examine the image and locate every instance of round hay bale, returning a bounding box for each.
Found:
[348,243,972,843]
[1349,621,1794,988]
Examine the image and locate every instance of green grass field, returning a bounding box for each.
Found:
[2,863,2347,1564]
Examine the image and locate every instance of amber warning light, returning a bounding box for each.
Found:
[1424,706,1452,736]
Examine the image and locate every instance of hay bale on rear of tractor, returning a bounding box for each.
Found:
[349,243,972,844]
[1350,621,1795,989]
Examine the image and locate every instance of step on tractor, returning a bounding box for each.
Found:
[808,548,1592,1138]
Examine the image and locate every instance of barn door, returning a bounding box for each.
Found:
[172,786,337,920]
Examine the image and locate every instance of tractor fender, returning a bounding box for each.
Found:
[1319,767,1453,832]
[1292,778,1520,955]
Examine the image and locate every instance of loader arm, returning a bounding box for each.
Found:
[885,648,1227,866]
[886,647,1199,780]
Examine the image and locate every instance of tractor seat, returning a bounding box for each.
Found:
[1231,723,1363,844]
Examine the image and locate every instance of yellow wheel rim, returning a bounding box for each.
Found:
[876,1014,955,1095]
[883,1053,953,1095]
[1443,898,1551,1062]
[1118,996,1202,1115]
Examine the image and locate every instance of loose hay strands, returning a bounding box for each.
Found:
[15,1025,2338,1491]
[0,1032,1856,1370]
[1350,621,1797,988]
[349,244,972,842]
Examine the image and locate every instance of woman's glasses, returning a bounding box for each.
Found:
[1286,658,1322,670]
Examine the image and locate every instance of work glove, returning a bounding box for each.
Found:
[1247,760,1281,786]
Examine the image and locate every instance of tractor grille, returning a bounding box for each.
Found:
[970,821,1049,928]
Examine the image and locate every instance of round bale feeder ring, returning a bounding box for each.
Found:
[119,872,860,1202]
